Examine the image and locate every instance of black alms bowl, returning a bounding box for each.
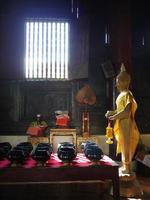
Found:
[36,143,52,154]
[32,149,51,163]
[57,143,76,164]
[81,141,96,153]
[0,142,12,160]
[84,144,104,163]
[7,149,27,163]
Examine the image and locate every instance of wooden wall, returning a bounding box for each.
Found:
[0,0,150,135]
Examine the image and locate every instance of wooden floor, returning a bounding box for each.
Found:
[0,176,149,200]
[123,176,150,200]
[107,176,150,200]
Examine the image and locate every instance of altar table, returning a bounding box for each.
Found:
[0,153,120,200]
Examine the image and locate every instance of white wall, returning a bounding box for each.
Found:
[0,136,28,147]
[0,134,149,153]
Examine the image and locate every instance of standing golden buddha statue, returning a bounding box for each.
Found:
[105,63,140,175]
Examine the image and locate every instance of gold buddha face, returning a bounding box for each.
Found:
[116,77,129,92]
[116,64,131,92]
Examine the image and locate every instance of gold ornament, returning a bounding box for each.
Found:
[106,121,113,144]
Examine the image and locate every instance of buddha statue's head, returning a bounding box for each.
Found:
[116,63,131,92]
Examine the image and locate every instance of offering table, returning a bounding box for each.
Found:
[0,153,120,200]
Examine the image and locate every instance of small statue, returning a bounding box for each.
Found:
[29,114,48,128]
[55,111,70,128]
[105,63,140,175]
[26,114,48,136]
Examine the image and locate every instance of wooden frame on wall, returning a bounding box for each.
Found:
[50,128,77,152]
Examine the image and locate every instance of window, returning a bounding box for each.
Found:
[25,20,69,80]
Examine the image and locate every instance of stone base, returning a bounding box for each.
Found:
[119,173,143,198]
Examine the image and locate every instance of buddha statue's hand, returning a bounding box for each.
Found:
[105,110,115,118]
[108,115,116,120]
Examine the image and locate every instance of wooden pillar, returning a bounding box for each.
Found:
[109,1,132,75]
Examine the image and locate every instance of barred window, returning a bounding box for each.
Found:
[25,20,69,80]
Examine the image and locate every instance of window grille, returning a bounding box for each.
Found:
[25,20,69,80]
